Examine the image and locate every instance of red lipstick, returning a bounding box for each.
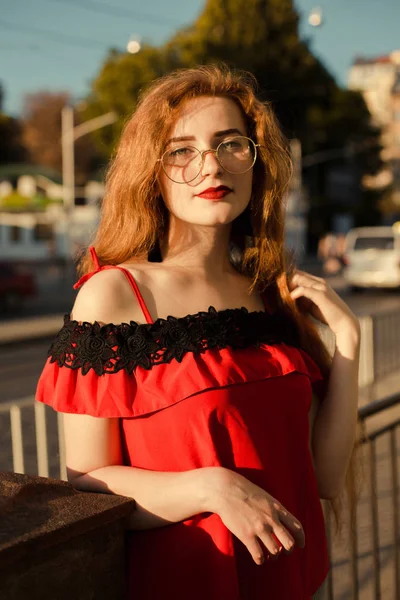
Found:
[196,186,232,200]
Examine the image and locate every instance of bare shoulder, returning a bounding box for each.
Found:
[71,266,147,325]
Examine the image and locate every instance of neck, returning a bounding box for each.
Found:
[160,216,236,276]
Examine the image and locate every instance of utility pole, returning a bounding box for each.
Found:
[61,106,75,220]
[61,108,117,273]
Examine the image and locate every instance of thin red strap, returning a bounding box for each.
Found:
[114,266,154,325]
[90,245,100,270]
[73,246,154,325]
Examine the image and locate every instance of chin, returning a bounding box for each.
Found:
[186,203,245,226]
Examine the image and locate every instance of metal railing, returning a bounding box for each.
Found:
[318,310,400,389]
[325,392,400,600]
[1,390,399,599]
[0,395,67,481]
[373,311,400,382]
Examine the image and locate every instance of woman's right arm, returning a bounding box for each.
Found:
[63,410,220,529]
[64,411,304,566]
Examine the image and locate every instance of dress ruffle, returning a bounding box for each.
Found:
[45,308,302,374]
[36,342,324,418]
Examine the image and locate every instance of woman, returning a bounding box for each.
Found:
[36,65,360,599]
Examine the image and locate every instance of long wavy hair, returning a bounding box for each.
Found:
[78,64,360,533]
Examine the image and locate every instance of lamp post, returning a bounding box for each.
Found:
[61,107,117,267]
[308,7,323,28]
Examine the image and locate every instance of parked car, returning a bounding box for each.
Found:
[343,225,400,291]
[0,262,37,312]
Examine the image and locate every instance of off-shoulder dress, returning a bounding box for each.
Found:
[36,246,329,600]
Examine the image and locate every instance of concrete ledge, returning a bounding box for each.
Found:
[0,471,135,600]
[0,314,65,345]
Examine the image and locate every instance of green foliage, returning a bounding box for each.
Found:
[82,45,171,156]
[84,0,334,154]
[0,192,62,211]
[169,0,301,73]
[83,0,380,186]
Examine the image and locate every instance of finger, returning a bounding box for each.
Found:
[271,524,296,554]
[244,536,266,566]
[279,511,305,548]
[257,529,284,559]
[290,285,321,301]
[293,270,325,283]
[291,273,325,290]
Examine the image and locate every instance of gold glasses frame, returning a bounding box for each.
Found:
[156,135,261,184]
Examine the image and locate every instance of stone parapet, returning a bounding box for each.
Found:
[0,471,135,600]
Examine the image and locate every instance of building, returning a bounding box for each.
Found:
[0,166,103,261]
[0,204,100,262]
[348,50,400,219]
[392,70,400,207]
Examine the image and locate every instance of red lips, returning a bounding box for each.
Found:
[196,186,233,200]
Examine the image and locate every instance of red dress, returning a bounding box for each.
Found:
[36,247,330,600]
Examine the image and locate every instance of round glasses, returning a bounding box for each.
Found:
[158,136,260,184]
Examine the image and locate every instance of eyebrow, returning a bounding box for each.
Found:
[166,128,244,145]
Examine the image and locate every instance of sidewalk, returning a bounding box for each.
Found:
[0,314,66,345]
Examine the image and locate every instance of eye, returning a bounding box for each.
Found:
[220,139,243,151]
[168,146,195,158]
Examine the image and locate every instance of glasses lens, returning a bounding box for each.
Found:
[162,146,202,183]
[217,137,256,174]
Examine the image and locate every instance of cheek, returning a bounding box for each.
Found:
[158,175,186,213]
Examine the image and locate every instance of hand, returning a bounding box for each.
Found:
[203,468,305,566]
[289,270,360,336]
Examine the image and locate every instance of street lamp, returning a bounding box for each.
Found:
[126,32,141,55]
[61,107,117,264]
[127,37,141,54]
[308,7,323,27]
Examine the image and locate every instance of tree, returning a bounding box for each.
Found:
[0,113,27,164]
[82,46,171,158]
[21,92,99,183]
[83,0,381,188]
[84,0,338,154]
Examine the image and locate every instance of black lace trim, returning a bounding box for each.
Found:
[48,306,301,375]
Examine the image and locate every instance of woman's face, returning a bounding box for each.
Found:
[158,96,254,228]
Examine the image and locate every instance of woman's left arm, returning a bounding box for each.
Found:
[290,271,361,499]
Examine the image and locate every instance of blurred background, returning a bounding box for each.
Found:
[0,1,399,599]
[1,0,400,317]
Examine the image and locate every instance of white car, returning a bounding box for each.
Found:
[343,225,400,290]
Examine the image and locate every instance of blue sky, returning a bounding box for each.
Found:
[1,0,399,116]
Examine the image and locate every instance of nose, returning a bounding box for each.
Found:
[200,149,223,177]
